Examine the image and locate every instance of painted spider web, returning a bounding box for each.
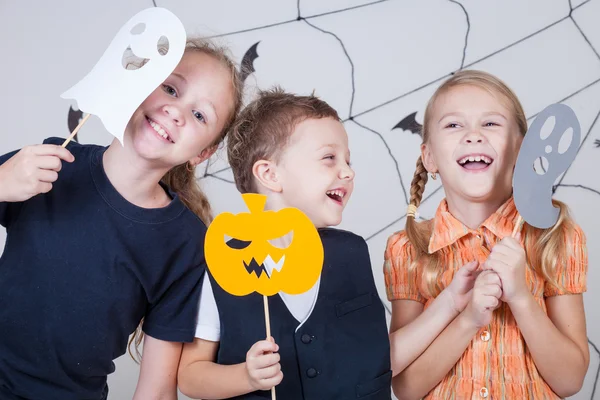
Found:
[152,0,600,396]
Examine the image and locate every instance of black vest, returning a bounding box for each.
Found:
[210,228,392,399]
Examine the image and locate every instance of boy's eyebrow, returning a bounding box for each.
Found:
[171,72,187,84]
[317,143,339,150]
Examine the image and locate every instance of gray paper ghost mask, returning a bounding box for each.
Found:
[513,103,581,229]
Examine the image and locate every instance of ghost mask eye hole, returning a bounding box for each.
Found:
[224,234,251,249]
[267,231,294,249]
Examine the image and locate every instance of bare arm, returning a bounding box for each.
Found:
[389,261,479,376]
[393,311,479,400]
[390,292,457,375]
[177,338,254,399]
[177,338,281,399]
[509,293,589,397]
[132,335,182,400]
[393,271,501,400]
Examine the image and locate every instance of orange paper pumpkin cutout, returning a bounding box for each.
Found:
[205,193,324,296]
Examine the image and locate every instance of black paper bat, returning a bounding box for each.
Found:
[594,138,599,148]
[392,111,422,136]
[240,41,260,82]
[244,258,269,278]
[67,105,84,143]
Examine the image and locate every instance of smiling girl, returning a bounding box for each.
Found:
[384,70,589,400]
[0,38,243,400]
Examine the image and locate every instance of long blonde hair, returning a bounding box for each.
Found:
[406,70,574,297]
[127,37,245,362]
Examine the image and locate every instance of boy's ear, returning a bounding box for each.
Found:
[189,145,218,166]
[252,159,282,193]
[420,143,437,174]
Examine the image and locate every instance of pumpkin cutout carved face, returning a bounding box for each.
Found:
[205,193,324,296]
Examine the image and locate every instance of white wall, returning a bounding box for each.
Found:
[1,0,599,399]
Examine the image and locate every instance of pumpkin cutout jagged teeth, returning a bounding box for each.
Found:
[265,254,285,272]
[243,258,268,278]
[242,254,286,278]
[205,193,324,296]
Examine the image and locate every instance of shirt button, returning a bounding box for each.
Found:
[480,330,490,342]
[480,387,488,398]
[306,368,318,378]
[301,334,312,344]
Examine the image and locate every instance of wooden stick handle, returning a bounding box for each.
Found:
[62,113,91,148]
[263,295,276,400]
[512,215,524,238]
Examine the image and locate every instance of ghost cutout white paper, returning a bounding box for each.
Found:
[61,7,186,145]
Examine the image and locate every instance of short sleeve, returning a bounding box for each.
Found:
[142,262,205,343]
[383,231,426,304]
[194,274,221,342]
[544,223,588,297]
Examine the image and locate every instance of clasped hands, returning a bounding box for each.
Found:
[445,233,530,328]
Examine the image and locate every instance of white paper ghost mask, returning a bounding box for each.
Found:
[61,7,186,145]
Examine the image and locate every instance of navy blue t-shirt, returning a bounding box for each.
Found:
[0,137,207,399]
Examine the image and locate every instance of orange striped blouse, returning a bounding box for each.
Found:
[384,196,588,400]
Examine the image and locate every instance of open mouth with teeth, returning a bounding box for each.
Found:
[147,117,174,143]
[326,189,346,204]
[457,154,493,171]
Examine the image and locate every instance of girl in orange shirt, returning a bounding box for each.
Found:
[384,70,589,399]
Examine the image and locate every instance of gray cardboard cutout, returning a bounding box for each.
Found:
[513,103,581,229]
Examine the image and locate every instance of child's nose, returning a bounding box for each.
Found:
[464,129,485,144]
[340,164,355,180]
[162,104,184,125]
